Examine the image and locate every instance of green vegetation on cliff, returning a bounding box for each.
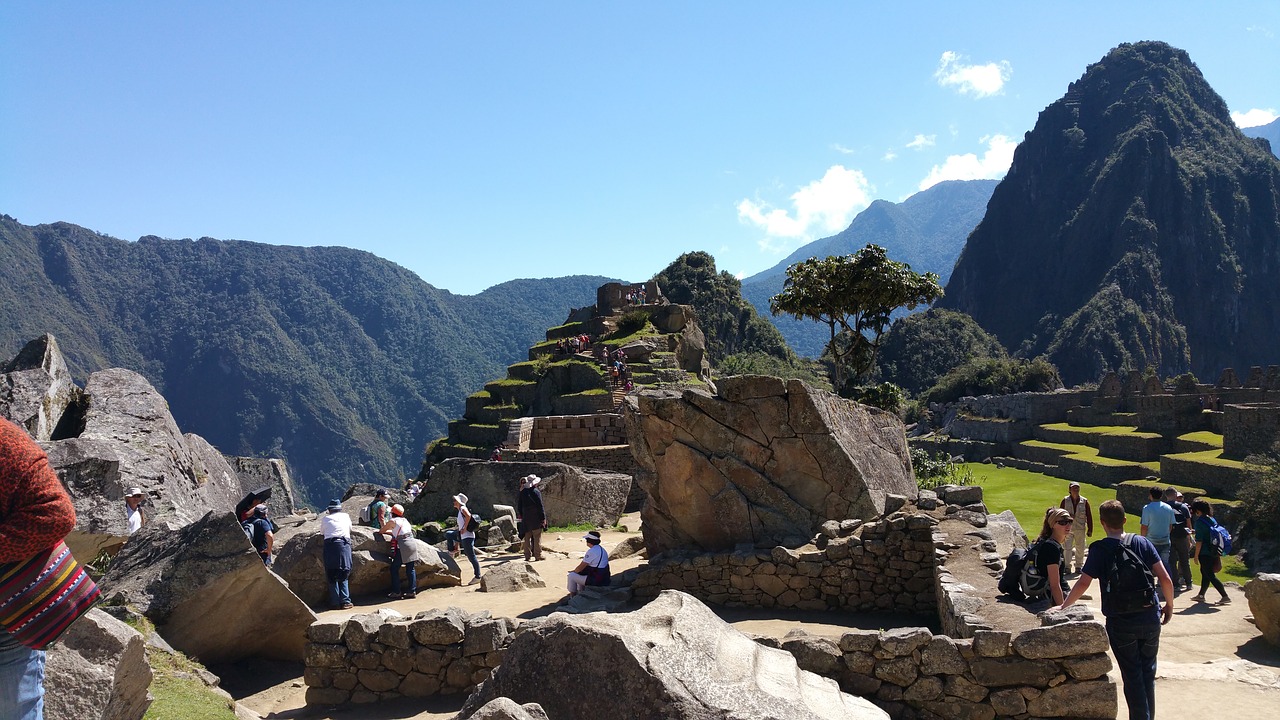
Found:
[877,308,1007,395]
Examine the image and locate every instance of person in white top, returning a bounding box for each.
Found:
[124,487,145,535]
[445,493,482,584]
[320,498,353,609]
[567,531,611,596]
[380,504,417,599]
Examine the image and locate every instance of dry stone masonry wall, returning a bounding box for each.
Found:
[631,512,938,615]
[304,607,512,705]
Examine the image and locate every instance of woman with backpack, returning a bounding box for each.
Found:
[1031,507,1075,605]
[380,504,417,599]
[445,493,482,585]
[1189,499,1230,604]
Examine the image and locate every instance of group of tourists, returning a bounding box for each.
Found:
[1007,479,1233,719]
[555,333,592,355]
[624,286,648,305]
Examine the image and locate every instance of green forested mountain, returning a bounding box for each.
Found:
[1243,117,1280,158]
[940,42,1280,384]
[740,179,996,358]
[0,216,609,504]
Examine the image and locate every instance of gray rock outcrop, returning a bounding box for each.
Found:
[480,561,546,593]
[410,459,630,528]
[38,368,245,560]
[99,510,317,664]
[459,698,550,720]
[1245,573,1280,646]
[273,522,460,606]
[622,376,916,554]
[459,589,888,720]
[44,609,153,720]
[227,456,301,519]
[0,333,79,440]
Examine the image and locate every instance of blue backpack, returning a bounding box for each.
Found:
[1208,519,1232,555]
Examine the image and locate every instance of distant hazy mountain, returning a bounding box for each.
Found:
[740,179,996,358]
[0,216,609,504]
[939,42,1280,384]
[1242,116,1280,157]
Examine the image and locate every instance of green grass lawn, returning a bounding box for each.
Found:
[1176,430,1224,448]
[1164,448,1245,469]
[962,463,1251,586]
[1040,422,1143,435]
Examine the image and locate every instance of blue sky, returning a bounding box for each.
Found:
[2,3,1277,295]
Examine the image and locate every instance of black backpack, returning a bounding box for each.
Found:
[998,543,1045,601]
[1103,534,1157,615]
[466,513,481,533]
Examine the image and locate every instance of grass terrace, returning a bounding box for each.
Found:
[1177,431,1224,448]
[963,463,1250,586]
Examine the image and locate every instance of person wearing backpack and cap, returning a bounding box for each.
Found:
[567,530,610,596]
[320,499,353,609]
[445,493,481,584]
[124,487,146,536]
[1189,499,1230,604]
[1060,499,1174,720]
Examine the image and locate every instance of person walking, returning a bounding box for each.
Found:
[1060,499,1174,720]
[320,499,353,609]
[0,418,78,720]
[1189,499,1230,604]
[445,494,481,584]
[1139,485,1175,573]
[380,504,417,599]
[517,475,547,562]
[1164,488,1193,591]
[1058,482,1093,575]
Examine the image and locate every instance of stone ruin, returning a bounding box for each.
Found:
[622,375,917,554]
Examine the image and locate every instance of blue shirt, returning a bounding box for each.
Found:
[1140,501,1176,543]
[1082,533,1162,626]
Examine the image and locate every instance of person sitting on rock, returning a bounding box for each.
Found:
[320,498,353,609]
[567,530,610,596]
[245,504,274,567]
[124,486,146,536]
[380,504,417,600]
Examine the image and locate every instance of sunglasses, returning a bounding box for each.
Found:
[1056,519,1074,526]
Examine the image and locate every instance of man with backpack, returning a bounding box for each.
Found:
[365,489,389,530]
[1060,499,1174,720]
[244,504,275,567]
[1164,488,1193,591]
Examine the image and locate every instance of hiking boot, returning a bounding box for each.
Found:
[341,602,353,609]
[1219,594,1231,604]
[1191,594,1206,602]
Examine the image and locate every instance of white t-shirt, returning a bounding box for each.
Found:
[388,516,413,540]
[458,507,475,540]
[584,544,609,569]
[126,504,142,535]
[320,511,352,539]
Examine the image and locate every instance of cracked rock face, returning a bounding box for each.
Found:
[459,590,888,720]
[623,375,915,554]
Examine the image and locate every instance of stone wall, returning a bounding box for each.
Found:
[526,413,626,449]
[1115,480,1241,531]
[304,608,511,705]
[505,445,636,475]
[1159,453,1244,498]
[1222,402,1280,459]
[1134,394,1205,435]
[948,416,1032,445]
[769,621,1116,719]
[630,512,938,615]
[952,390,1095,424]
[910,437,1002,462]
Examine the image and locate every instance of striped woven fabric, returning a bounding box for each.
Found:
[0,541,101,649]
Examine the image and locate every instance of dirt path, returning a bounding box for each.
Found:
[228,515,1279,720]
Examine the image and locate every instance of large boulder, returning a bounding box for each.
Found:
[227,456,301,519]
[480,561,546,593]
[0,333,79,440]
[1245,573,1280,646]
[622,376,916,554]
[273,522,460,606]
[44,609,154,720]
[38,368,244,560]
[460,590,887,719]
[185,433,252,516]
[98,510,317,664]
[459,698,550,720]
[410,459,630,528]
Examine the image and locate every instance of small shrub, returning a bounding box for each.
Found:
[616,310,649,335]
[848,382,905,414]
[911,447,978,490]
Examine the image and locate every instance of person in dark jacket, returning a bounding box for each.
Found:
[517,474,547,561]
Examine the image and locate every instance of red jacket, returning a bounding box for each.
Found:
[0,418,76,563]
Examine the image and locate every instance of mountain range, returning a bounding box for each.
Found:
[939,41,1280,383]
[740,179,996,358]
[0,215,609,504]
[1242,117,1280,157]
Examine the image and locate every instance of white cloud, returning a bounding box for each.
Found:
[918,134,1017,190]
[906,134,936,149]
[831,143,856,155]
[1232,108,1278,128]
[883,150,898,162]
[935,51,1011,98]
[737,165,873,253]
